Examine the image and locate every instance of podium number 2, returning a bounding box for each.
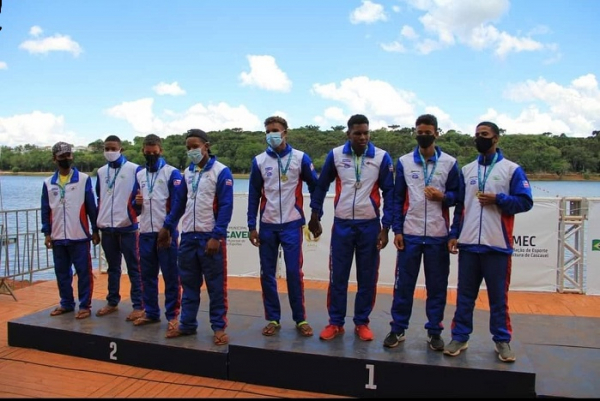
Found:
[109,341,118,360]
[365,364,377,390]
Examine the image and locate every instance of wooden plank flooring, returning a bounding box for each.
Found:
[0,271,599,398]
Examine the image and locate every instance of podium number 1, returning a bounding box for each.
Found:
[365,364,377,389]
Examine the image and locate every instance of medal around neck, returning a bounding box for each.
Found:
[280,174,288,182]
[354,181,362,189]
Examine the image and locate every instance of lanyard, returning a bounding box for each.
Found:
[145,159,164,197]
[352,150,366,185]
[191,164,208,195]
[57,171,73,201]
[106,165,123,191]
[276,151,293,179]
[418,150,438,187]
[477,152,498,192]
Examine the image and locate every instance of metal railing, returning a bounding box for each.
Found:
[557,197,587,294]
[0,208,99,300]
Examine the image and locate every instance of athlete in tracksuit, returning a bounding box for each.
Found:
[309,114,394,342]
[247,116,319,337]
[95,136,144,320]
[160,129,233,345]
[387,128,460,349]
[132,134,183,328]
[444,121,533,362]
[41,141,99,318]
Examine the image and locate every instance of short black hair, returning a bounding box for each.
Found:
[185,129,209,142]
[415,114,438,132]
[347,114,369,130]
[104,135,121,144]
[264,116,288,130]
[143,134,162,147]
[477,121,500,137]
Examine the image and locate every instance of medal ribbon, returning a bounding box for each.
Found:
[57,171,73,201]
[477,152,498,192]
[276,151,292,179]
[352,150,366,186]
[106,165,123,192]
[145,159,165,196]
[191,163,208,196]
[418,150,438,187]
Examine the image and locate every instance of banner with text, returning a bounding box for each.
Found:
[586,198,600,295]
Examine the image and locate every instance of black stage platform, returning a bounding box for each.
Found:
[7,289,600,398]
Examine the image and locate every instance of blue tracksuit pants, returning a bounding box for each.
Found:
[389,240,449,335]
[177,233,228,333]
[53,241,93,311]
[139,231,181,321]
[101,230,143,310]
[451,250,512,343]
[327,218,381,327]
[259,225,307,324]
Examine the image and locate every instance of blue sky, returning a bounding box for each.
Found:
[1,0,599,147]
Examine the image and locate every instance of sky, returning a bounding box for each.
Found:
[0,0,599,148]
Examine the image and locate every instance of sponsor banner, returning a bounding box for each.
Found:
[586,198,600,295]
[226,193,262,277]
[284,195,560,292]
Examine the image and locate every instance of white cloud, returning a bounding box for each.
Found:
[312,76,416,129]
[392,6,401,13]
[424,106,460,132]
[380,41,406,53]
[105,98,262,136]
[401,25,419,40]
[152,81,186,96]
[239,55,292,92]
[398,0,550,58]
[499,74,600,136]
[0,62,7,70]
[350,1,388,24]
[19,27,83,57]
[479,106,572,136]
[0,111,81,147]
[29,26,43,37]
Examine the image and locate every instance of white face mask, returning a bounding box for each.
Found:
[104,151,121,162]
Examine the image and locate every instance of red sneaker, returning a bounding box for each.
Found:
[355,324,374,341]
[319,324,345,340]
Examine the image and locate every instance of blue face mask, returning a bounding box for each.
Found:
[266,132,283,149]
[187,148,204,164]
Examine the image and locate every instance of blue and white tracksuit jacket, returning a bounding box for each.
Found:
[247,144,319,325]
[96,155,144,310]
[163,155,234,332]
[390,146,460,335]
[41,168,98,311]
[449,148,533,343]
[134,158,183,322]
[310,141,394,327]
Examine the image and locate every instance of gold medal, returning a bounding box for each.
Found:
[476,191,482,198]
[281,174,288,182]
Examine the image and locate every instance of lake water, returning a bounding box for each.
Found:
[0,175,597,211]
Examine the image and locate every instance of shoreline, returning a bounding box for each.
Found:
[2,171,600,181]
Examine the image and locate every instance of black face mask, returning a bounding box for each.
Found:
[144,154,160,169]
[57,159,73,169]
[416,134,435,149]
[474,136,495,153]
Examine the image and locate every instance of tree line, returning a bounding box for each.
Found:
[2,126,600,176]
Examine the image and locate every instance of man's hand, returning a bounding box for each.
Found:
[157,227,171,248]
[308,212,322,238]
[448,238,458,254]
[44,235,52,249]
[478,192,497,207]
[249,229,260,247]
[205,238,221,256]
[377,228,389,250]
[135,189,143,206]
[92,232,100,246]
[424,186,444,202]
[393,233,405,251]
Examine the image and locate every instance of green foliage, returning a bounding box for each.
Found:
[3,128,600,175]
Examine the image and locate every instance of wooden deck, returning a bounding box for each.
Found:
[1,271,599,398]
